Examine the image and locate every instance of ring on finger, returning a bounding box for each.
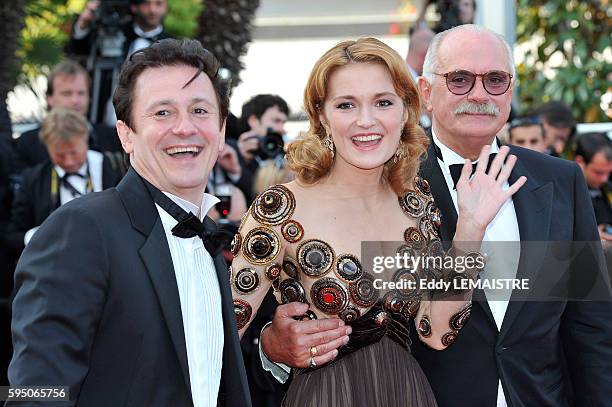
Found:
[309,357,317,369]
[309,345,318,357]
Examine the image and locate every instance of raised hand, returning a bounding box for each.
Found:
[455,145,526,240]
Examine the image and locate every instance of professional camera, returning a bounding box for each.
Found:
[256,128,285,160]
[94,0,132,58]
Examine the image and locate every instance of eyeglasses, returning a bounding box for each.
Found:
[431,70,513,96]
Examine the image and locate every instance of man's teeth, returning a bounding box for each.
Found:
[166,146,201,155]
[352,135,382,142]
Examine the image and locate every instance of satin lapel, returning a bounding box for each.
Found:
[117,169,192,397]
[420,142,457,245]
[499,149,553,338]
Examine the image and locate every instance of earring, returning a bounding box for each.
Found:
[322,132,335,158]
[393,141,406,164]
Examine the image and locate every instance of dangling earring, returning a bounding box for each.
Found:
[393,140,406,163]
[322,132,335,158]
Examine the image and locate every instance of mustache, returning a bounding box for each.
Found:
[453,102,500,116]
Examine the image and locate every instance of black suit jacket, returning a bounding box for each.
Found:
[12,124,123,174]
[8,168,251,406]
[411,142,612,407]
[3,156,124,256]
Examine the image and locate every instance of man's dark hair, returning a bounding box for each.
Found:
[574,132,612,165]
[46,60,90,97]
[240,94,289,133]
[532,101,576,131]
[508,116,544,143]
[113,38,229,130]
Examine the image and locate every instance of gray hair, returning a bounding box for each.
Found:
[421,24,515,84]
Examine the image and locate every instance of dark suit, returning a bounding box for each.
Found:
[8,168,251,406]
[3,155,124,256]
[412,142,612,406]
[12,123,122,174]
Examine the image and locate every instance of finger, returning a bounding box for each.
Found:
[457,159,472,187]
[506,175,526,196]
[310,349,340,368]
[305,325,351,347]
[275,301,309,319]
[496,154,517,185]
[474,145,491,174]
[487,145,509,179]
[294,318,346,335]
[310,330,351,354]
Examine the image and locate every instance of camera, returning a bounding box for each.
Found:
[255,128,285,160]
[94,0,132,57]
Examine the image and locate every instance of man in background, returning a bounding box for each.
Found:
[507,116,546,153]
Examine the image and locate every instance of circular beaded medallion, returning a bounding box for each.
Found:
[252,184,296,225]
[310,277,348,315]
[242,227,280,265]
[265,263,282,281]
[375,311,391,327]
[404,227,427,252]
[281,220,304,243]
[399,191,426,218]
[234,268,260,294]
[338,306,361,323]
[297,239,335,278]
[335,254,362,282]
[279,278,307,303]
[383,292,405,313]
[349,273,379,308]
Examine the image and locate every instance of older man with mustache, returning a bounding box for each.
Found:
[258,24,612,407]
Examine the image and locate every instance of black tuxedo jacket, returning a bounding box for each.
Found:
[3,156,124,256]
[8,168,251,406]
[12,124,123,174]
[411,142,612,406]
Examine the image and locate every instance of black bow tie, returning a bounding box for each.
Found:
[143,179,230,256]
[448,154,497,190]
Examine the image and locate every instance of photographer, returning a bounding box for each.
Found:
[69,0,169,58]
[67,0,170,124]
[233,94,289,203]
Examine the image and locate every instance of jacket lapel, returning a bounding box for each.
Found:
[117,168,192,397]
[499,149,553,338]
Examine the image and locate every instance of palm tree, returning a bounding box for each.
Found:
[0,0,26,103]
[196,0,260,90]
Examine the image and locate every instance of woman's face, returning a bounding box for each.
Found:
[320,62,406,171]
[458,0,475,24]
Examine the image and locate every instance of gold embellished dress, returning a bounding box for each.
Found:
[230,178,476,407]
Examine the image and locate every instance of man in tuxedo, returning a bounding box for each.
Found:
[8,39,250,406]
[258,25,612,406]
[12,60,122,174]
[4,108,124,257]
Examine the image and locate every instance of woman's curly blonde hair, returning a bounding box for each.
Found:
[286,37,428,196]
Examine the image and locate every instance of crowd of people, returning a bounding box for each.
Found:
[0,0,610,406]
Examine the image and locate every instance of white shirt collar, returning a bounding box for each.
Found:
[133,24,163,39]
[161,191,220,222]
[431,127,500,166]
[54,158,88,178]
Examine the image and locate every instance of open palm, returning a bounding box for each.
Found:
[456,145,526,231]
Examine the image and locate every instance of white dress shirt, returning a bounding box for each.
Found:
[431,130,521,407]
[156,191,224,407]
